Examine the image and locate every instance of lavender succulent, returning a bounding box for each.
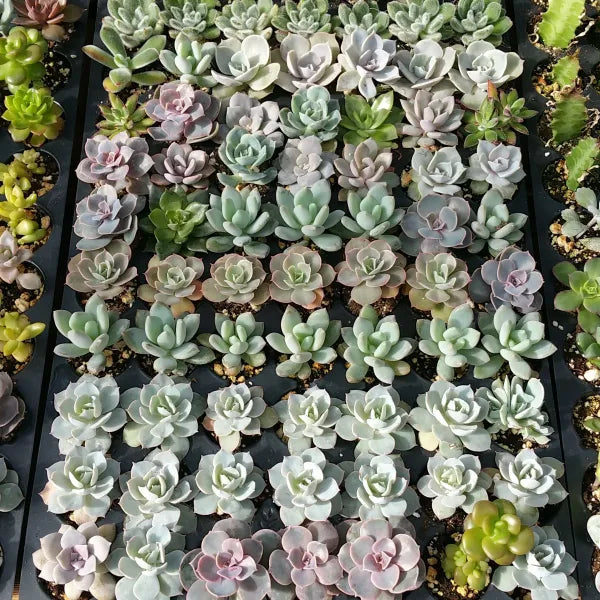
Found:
[408,146,467,199]
[151,142,215,190]
[0,230,42,290]
[277,136,336,192]
[0,373,24,439]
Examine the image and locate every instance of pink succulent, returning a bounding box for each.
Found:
[0,230,41,289]
[151,142,215,189]
[13,0,84,41]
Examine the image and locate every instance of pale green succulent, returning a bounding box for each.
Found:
[272,0,331,41]
[216,0,278,40]
[267,306,341,380]
[450,0,512,46]
[123,302,215,376]
[161,0,220,41]
[332,0,390,37]
[159,33,217,87]
[388,0,456,44]
[51,374,126,454]
[53,294,130,375]
[0,0,13,35]
[198,313,266,377]
[104,0,164,49]
[339,305,416,384]
[0,458,23,512]
[206,185,277,258]
[417,304,490,381]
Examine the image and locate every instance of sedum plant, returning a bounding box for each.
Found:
[194,450,265,520]
[554,258,600,314]
[408,146,467,200]
[450,0,512,45]
[161,0,220,41]
[159,32,216,87]
[216,0,278,40]
[0,311,45,363]
[104,0,164,49]
[0,457,23,512]
[0,229,42,290]
[267,306,340,380]
[0,373,25,439]
[333,0,389,37]
[537,0,585,49]
[388,0,455,44]
[53,294,129,375]
[0,26,46,91]
[96,92,155,138]
[272,0,331,40]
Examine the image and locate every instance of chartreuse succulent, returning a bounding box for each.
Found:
[0,457,23,512]
[96,92,155,138]
[537,0,585,49]
[388,0,455,44]
[450,0,512,45]
[216,0,278,40]
[574,309,600,368]
[555,258,600,314]
[104,0,164,49]
[159,32,216,87]
[332,0,389,37]
[0,311,45,363]
[267,306,340,380]
[0,26,47,91]
[272,0,331,41]
[162,0,220,40]
[83,25,167,93]
[550,95,587,146]
[339,305,416,384]
[0,149,46,207]
[565,137,600,191]
[550,54,580,91]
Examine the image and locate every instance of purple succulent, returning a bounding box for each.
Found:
[146,82,220,143]
[269,522,342,600]
[151,142,215,189]
[337,519,425,600]
[75,132,153,195]
[0,230,42,290]
[0,373,25,439]
[469,246,543,314]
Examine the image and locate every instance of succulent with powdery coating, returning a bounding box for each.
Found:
[33,522,116,600]
[267,306,341,380]
[96,92,155,139]
[409,380,491,457]
[151,143,214,191]
[145,81,220,143]
[272,0,330,40]
[0,457,22,512]
[339,305,416,384]
[51,374,125,454]
[104,0,163,49]
[0,373,24,440]
[268,447,343,525]
[0,311,45,363]
[161,0,220,41]
[333,0,389,37]
[202,254,270,307]
[269,244,335,309]
[123,301,214,376]
[193,450,265,520]
[216,0,278,40]
[0,229,42,290]
[53,294,129,375]
[336,385,416,456]
[408,146,467,199]
[450,0,512,46]
[418,453,492,520]
[337,518,425,599]
[0,26,46,91]
[13,0,83,40]
[400,90,464,148]
[388,0,455,44]
[336,238,406,306]
[158,33,216,88]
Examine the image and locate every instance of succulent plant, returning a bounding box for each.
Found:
[400,194,473,256]
[269,244,335,309]
[53,294,129,374]
[337,518,425,599]
[83,25,166,93]
[151,143,214,192]
[0,148,45,207]
[554,259,600,314]
[138,254,204,316]
[336,238,406,306]
[279,85,341,144]
[479,375,552,444]
[76,133,152,195]
[13,0,83,40]
[96,92,155,139]
[0,457,22,513]
[216,0,278,40]
[341,453,420,521]
[161,0,219,40]
[493,449,567,526]
[194,450,265,520]
[408,146,467,200]
[145,81,220,143]
[268,447,343,525]
[0,229,42,290]
[557,187,600,248]
[33,522,116,600]
[450,0,512,45]
[493,525,578,600]
[418,453,492,520]
[158,32,216,88]
[0,26,46,91]
[277,136,336,192]
[120,374,204,458]
[104,0,164,49]
[475,305,557,379]
[3,85,64,146]
[400,90,464,148]
[206,185,276,258]
[123,301,214,376]
[275,180,343,251]
[272,0,330,40]
[409,380,491,456]
[198,313,267,378]
[0,0,12,34]
[336,385,416,456]
[0,189,47,245]
[43,446,119,518]
[575,309,600,369]
[212,34,279,99]
[275,386,343,453]
[388,0,455,44]
[52,374,125,454]
[338,183,404,249]
[333,0,389,37]
[0,311,45,363]
[340,305,416,384]
[0,373,24,439]
[202,254,270,307]
[267,306,340,379]
[66,240,137,300]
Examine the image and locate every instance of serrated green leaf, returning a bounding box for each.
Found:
[566,137,600,191]
[538,0,585,48]
[550,95,587,144]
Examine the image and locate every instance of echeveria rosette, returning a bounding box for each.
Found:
[151,142,215,191]
[341,453,420,522]
[409,380,491,457]
[0,373,25,440]
[493,449,568,526]
[388,0,455,44]
[450,0,513,46]
[105,0,164,49]
[417,453,492,520]
[0,457,23,513]
[554,258,600,314]
[161,0,220,41]
[271,0,330,40]
[336,385,416,456]
[333,0,390,37]
[0,229,42,290]
[158,33,216,87]
[51,374,125,455]
[337,518,425,600]
[268,447,344,526]
[216,0,278,40]
[408,146,467,200]
[194,450,265,521]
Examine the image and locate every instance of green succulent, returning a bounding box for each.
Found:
[104,0,164,49]
[267,306,341,379]
[0,0,13,36]
[272,0,331,41]
[96,92,155,138]
[53,294,129,375]
[216,0,278,40]
[198,312,266,377]
[123,302,215,376]
[576,309,600,367]
[450,0,512,46]
[0,149,44,209]
[332,0,389,37]
[339,304,416,384]
[565,137,600,191]
[161,0,220,41]
[0,187,48,245]
[388,0,455,45]
[0,311,45,363]
[554,258,600,313]
[82,25,167,93]
[340,92,403,148]
[3,86,64,146]
[159,32,216,87]
[550,54,580,91]
[442,544,490,591]
[550,95,586,146]
[0,26,47,92]
[537,0,584,49]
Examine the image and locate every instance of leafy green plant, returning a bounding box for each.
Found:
[550,95,587,145]
[550,54,580,90]
[537,0,585,49]
[565,137,600,191]
[96,92,155,138]
[0,26,47,92]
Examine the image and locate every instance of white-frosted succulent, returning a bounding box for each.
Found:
[216,0,278,40]
[409,146,467,199]
[277,136,336,192]
[0,458,23,513]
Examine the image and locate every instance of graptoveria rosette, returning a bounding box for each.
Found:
[268,447,344,526]
[0,457,23,512]
[194,450,265,521]
[336,385,416,456]
[417,453,492,520]
[409,380,491,457]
